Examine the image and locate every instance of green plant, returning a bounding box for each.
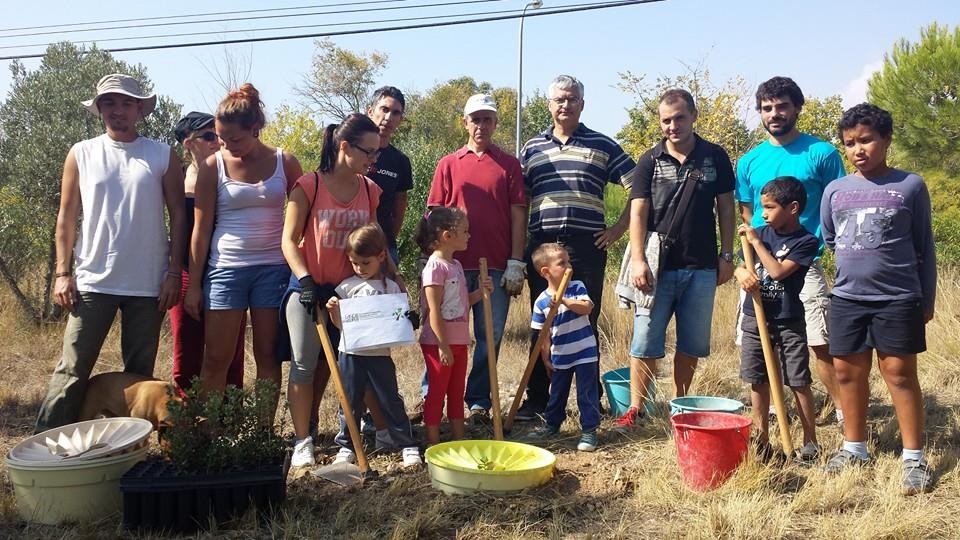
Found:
[163,378,286,472]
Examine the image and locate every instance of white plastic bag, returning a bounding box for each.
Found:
[338,293,416,353]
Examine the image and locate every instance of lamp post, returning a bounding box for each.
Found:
[515,0,543,156]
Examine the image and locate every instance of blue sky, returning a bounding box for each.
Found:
[0,0,957,138]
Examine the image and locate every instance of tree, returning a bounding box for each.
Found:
[867,23,960,172]
[615,64,755,164]
[260,104,325,172]
[297,38,388,122]
[0,42,181,320]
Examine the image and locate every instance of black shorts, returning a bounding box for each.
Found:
[829,295,926,356]
[740,315,811,387]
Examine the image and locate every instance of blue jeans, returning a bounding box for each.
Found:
[630,268,717,359]
[419,269,510,411]
[544,362,600,433]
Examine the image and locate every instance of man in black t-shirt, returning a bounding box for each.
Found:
[618,89,736,430]
[366,86,413,263]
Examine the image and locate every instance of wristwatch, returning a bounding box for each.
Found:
[719,251,734,263]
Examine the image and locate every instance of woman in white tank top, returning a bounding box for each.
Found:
[185,84,303,395]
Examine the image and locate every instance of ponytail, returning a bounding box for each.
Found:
[318,123,339,174]
[317,113,380,174]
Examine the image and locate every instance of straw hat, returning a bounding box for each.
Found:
[81,73,157,116]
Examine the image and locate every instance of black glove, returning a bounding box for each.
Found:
[405,309,421,331]
[316,284,339,307]
[298,275,318,319]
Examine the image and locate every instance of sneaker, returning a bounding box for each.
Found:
[823,449,869,474]
[408,399,424,425]
[795,441,821,462]
[360,413,376,436]
[402,446,423,468]
[902,459,933,495]
[577,430,598,452]
[333,446,357,465]
[524,424,559,441]
[291,437,316,468]
[375,429,395,452]
[469,408,491,426]
[614,406,643,433]
[515,400,543,422]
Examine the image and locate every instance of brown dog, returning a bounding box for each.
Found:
[78,372,180,432]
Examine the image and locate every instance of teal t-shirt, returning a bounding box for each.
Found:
[735,133,846,251]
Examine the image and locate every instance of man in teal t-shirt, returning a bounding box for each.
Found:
[735,76,847,429]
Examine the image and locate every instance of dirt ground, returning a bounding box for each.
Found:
[2,278,960,538]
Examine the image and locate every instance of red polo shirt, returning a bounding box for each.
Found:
[428,144,526,271]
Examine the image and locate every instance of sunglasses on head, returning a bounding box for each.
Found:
[191,131,218,142]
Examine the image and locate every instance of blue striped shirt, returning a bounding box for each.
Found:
[530,280,598,369]
[521,123,637,233]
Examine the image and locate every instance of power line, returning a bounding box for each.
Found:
[0,0,661,61]
[0,0,504,39]
[0,5,532,51]
[0,0,410,33]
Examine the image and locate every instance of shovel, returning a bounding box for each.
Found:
[311,310,376,486]
[504,268,573,433]
[479,258,504,440]
[740,235,794,457]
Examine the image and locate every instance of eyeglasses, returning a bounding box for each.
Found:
[350,143,381,160]
[550,96,582,106]
[191,131,218,142]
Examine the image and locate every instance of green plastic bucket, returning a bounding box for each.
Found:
[602,367,655,417]
[669,396,744,416]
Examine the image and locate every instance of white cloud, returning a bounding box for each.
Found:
[841,60,884,107]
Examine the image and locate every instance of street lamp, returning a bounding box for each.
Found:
[515,0,543,156]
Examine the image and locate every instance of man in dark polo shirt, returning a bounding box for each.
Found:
[366,86,413,263]
[617,88,736,430]
[515,74,638,420]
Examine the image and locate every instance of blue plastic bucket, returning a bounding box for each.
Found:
[669,396,744,416]
[602,367,655,417]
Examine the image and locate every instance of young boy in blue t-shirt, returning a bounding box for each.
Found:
[820,103,937,495]
[524,243,601,452]
[735,176,820,462]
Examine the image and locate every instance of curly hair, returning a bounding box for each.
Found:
[755,76,805,111]
[837,103,894,140]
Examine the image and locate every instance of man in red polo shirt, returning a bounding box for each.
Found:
[427,93,527,425]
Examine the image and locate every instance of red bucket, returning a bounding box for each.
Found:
[671,411,752,491]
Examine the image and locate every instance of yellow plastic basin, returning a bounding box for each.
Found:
[5,445,147,524]
[424,440,556,495]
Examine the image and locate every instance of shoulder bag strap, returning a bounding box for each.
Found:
[300,172,319,240]
[659,164,700,250]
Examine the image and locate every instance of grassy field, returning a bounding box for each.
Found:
[2,271,960,539]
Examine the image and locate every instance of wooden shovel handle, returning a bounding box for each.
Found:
[504,268,573,432]
[479,258,504,440]
[315,311,370,472]
[740,235,794,456]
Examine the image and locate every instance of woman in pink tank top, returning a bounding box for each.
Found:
[185,84,303,395]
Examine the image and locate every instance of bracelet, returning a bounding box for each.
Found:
[166,270,181,278]
[55,271,71,278]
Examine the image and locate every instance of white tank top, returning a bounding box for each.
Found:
[208,148,287,268]
[73,134,171,296]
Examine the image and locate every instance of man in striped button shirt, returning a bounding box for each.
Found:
[515,74,638,420]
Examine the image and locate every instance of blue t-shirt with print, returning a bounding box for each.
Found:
[741,225,818,320]
[736,134,846,252]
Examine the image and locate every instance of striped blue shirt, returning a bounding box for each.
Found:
[530,280,598,369]
[521,123,637,233]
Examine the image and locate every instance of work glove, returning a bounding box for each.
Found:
[501,258,526,296]
[405,309,421,331]
[298,275,319,320]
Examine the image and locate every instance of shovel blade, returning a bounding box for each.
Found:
[312,461,364,486]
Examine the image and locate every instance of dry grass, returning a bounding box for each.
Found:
[2,271,960,539]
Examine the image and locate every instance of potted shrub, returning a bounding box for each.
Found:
[120,379,290,533]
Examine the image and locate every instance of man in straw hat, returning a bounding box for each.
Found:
[34,73,185,433]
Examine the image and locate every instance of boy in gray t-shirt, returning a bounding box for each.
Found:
[820,103,937,496]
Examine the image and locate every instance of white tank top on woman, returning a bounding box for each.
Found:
[208,148,287,268]
[73,134,170,297]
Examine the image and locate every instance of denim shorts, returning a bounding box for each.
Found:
[204,263,290,310]
[630,268,717,359]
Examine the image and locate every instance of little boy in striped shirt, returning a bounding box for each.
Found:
[525,243,601,451]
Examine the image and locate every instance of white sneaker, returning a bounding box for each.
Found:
[402,446,422,468]
[334,446,357,465]
[291,437,316,468]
